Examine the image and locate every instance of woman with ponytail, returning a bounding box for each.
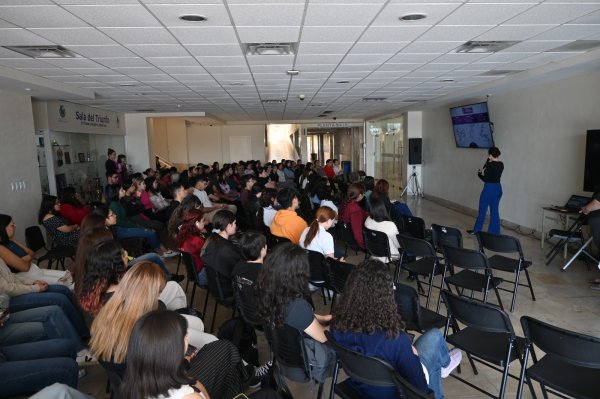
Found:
[299,206,343,261]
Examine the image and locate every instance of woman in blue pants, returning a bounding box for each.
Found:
[470,147,503,235]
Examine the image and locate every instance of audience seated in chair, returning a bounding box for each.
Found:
[330,259,462,399]
[269,188,308,244]
[0,213,72,285]
[340,183,369,249]
[38,195,80,248]
[176,209,209,286]
[232,231,267,286]
[59,187,91,226]
[364,197,401,261]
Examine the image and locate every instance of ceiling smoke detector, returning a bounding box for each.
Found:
[456,41,519,53]
[3,45,77,58]
[244,43,297,56]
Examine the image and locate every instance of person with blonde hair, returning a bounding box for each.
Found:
[299,206,343,261]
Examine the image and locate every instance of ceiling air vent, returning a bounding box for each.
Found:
[548,40,600,53]
[261,99,286,104]
[3,45,77,58]
[244,43,297,56]
[456,41,519,54]
[362,97,387,102]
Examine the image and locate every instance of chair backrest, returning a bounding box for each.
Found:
[181,251,201,285]
[24,226,46,252]
[326,257,354,295]
[397,233,436,258]
[204,264,231,301]
[325,331,434,398]
[394,283,422,331]
[325,330,396,388]
[340,221,359,250]
[441,290,514,335]
[401,216,426,239]
[431,224,463,251]
[270,324,310,379]
[271,234,291,247]
[520,316,600,369]
[363,227,392,259]
[306,250,328,282]
[442,245,489,271]
[477,232,524,258]
[232,276,264,328]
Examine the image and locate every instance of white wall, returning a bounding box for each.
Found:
[422,69,600,231]
[124,114,151,174]
[0,91,42,241]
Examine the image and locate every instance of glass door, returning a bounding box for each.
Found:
[371,117,404,198]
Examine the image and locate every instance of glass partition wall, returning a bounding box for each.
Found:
[37,130,125,202]
[368,116,405,199]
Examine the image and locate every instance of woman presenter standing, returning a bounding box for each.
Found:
[469,147,503,235]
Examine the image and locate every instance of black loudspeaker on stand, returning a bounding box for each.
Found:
[408,138,422,165]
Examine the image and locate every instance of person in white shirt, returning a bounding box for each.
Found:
[364,196,401,261]
[191,176,236,223]
[299,206,343,261]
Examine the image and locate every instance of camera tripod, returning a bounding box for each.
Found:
[401,166,423,197]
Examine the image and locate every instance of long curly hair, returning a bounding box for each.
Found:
[175,209,205,248]
[73,227,114,296]
[332,259,404,338]
[255,243,310,327]
[78,240,127,316]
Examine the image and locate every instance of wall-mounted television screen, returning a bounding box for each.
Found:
[450,102,494,148]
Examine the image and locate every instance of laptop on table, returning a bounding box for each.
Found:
[552,195,592,212]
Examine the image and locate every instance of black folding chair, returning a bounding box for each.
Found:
[397,233,444,311]
[325,331,434,399]
[270,234,291,248]
[477,232,535,312]
[402,215,426,240]
[326,257,354,311]
[394,283,446,334]
[204,265,236,333]
[441,290,525,399]
[441,245,504,310]
[232,275,265,332]
[269,324,326,399]
[517,316,600,399]
[363,227,401,281]
[307,250,330,306]
[24,225,75,270]
[339,222,365,257]
[180,251,210,317]
[431,224,463,252]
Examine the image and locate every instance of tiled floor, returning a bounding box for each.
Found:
[74,197,600,399]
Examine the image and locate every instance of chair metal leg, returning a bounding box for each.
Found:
[190,284,197,306]
[524,269,536,301]
[202,288,210,318]
[493,286,504,310]
[316,381,324,399]
[425,273,435,309]
[210,301,219,333]
[510,270,521,312]
[328,361,339,399]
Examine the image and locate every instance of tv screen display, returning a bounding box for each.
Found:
[450,102,494,148]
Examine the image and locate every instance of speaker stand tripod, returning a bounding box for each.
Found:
[401,166,423,197]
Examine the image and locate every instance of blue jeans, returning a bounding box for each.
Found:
[129,253,169,276]
[0,338,79,396]
[414,329,451,399]
[197,269,207,286]
[114,225,160,251]
[0,305,84,351]
[474,182,502,234]
[8,285,89,341]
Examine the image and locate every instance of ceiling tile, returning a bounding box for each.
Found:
[68,45,135,58]
[532,24,600,41]
[301,26,364,42]
[43,58,103,68]
[99,27,177,45]
[400,41,462,53]
[160,66,207,74]
[343,54,391,64]
[147,4,230,27]
[475,24,553,41]
[442,3,534,25]
[146,56,198,67]
[419,25,493,42]
[64,5,161,27]
[29,28,116,46]
[229,3,304,26]
[0,5,88,28]
[373,3,462,26]
[298,42,354,55]
[349,42,409,55]
[93,57,151,68]
[185,44,243,57]
[304,3,383,26]
[0,28,54,45]
[568,9,600,25]
[169,27,237,44]
[508,3,600,25]
[196,56,246,67]
[126,44,188,57]
[0,58,54,68]
[503,40,571,53]
[237,26,301,43]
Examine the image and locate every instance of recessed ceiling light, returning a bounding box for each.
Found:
[179,14,207,22]
[336,80,349,84]
[286,70,299,76]
[399,13,426,21]
[24,88,32,91]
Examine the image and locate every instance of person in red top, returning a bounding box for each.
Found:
[175,209,208,285]
[323,159,336,182]
[341,183,368,249]
[59,187,90,226]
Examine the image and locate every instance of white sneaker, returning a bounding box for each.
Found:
[161,250,179,259]
[76,349,97,366]
[441,348,462,378]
